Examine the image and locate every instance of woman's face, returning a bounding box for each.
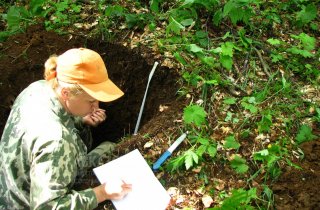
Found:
[64,89,99,117]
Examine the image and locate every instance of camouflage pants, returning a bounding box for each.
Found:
[87,141,116,167]
[78,125,116,168]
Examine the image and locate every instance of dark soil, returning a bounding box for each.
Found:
[271,139,320,210]
[0,25,319,210]
[0,24,179,147]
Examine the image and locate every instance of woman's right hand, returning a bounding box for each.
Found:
[93,179,132,203]
[103,179,132,200]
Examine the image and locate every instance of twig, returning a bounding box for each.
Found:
[243,51,250,72]
[253,47,271,77]
[220,72,247,97]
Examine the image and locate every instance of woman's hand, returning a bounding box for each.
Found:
[104,179,132,200]
[93,179,132,203]
[82,108,106,127]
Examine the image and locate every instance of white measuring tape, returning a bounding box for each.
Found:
[133,61,159,135]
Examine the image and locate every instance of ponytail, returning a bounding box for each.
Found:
[44,55,59,88]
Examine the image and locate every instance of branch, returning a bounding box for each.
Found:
[253,47,271,77]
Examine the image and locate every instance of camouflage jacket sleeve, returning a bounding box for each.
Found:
[30,137,98,210]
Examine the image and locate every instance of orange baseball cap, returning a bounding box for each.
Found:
[56,48,124,102]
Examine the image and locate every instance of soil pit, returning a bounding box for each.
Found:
[0,25,179,149]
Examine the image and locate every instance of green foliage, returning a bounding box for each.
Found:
[241,97,258,114]
[166,148,200,171]
[224,135,240,150]
[223,97,237,105]
[296,3,317,27]
[166,16,185,35]
[125,13,153,29]
[230,155,249,174]
[208,188,257,210]
[257,112,273,133]
[0,5,38,41]
[184,150,199,170]
[261,184,274,209]
[295,124,317,145]
[196,137,217,158]
[253,144,285,180]
[287,33,316,58]
[183,104,207,127]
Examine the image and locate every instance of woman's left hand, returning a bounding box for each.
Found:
[82,108,106,127]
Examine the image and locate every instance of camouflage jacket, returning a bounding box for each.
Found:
[0,80,98,209]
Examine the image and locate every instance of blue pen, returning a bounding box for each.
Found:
[153,132,188,171]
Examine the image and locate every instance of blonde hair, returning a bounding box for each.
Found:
[44,55,84,96]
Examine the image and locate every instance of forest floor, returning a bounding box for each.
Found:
[0,24,319,209]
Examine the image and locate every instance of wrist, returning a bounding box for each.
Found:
[93,184,108,203]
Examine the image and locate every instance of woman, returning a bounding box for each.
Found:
[0,48,132,209]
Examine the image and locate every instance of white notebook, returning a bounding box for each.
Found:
[93,149,171,210]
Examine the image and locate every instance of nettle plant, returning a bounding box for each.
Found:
[267,32,318,82]
[166,104,219,172]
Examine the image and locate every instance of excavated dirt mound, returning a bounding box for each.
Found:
[0,25,319,210]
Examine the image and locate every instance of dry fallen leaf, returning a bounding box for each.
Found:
[202,194,214,208]
[143,141,153,149]
[221,126,232,134]
[214,178,225,191]
[159,105,169,112]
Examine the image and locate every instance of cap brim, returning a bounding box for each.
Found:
[79,79,124,102]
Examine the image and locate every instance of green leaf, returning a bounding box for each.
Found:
[181,18,194,26]
[221,188,257,208]
[224,135,240,150]
[187,44,203,53]
[183,105,207,126]
[295,124,317,144]
[210,47,222,54]
[105,5,124,17]
[221,42,234,57]
[198,137,209,145]
[253,149,269,161]
[6,6,23,29]
[150,0,159,13]
[286,159,302,170]
[166,16,185,35]
[238,29,252,48]
[197,145,207,156]
[185,150,199,170]
[207,145,217,157]
[182,0,195,6]
[223,1,236,17]
[166,155,185,172]
[220,55,233,70]
[257,113,273,133]
[230,155,249,174]
[271,53,283,62]
[29,0,46,15]
[201,56,215,67]
[223,97,237,105]
[225,111,233,122]
[298,33,316,51]
[267,38,281,45]
[241,102,258,114]
[229,8,244,25]
[173,52,187,65]
[212,9,223,26]
[287,47,314,58]
[296,4,317,26]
